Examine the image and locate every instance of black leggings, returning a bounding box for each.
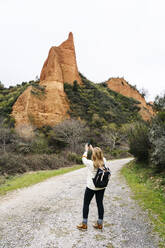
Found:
[83,187,105,220]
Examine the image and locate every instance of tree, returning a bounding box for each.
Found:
[35,75,40,82]
[51,119,85,153]
[153,93,165,112]
[101,123,128,150]
[127,122,150,162]
[139,88,149,98]
[0,81,4,90]
[0,127,13,153]
[149,116,165,171]
[91,114,106,129]
[73,80,78,92]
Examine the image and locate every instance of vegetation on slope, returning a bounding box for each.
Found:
[64,75,141,130]
[0,79,45,127]
[0,80,33,126]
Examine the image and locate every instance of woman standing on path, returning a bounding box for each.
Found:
[77,144,107,230]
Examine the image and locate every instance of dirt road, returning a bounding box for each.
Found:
[0,158,160,248]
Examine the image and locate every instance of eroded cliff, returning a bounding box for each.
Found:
[107,78,155,120]
[12,32,82,135]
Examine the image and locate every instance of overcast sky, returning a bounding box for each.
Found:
[0,0,165,101]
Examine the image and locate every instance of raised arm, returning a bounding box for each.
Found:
[103,157,107,166]
[82,144,93,168]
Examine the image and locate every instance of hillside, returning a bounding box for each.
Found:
[64,74,141,129]
[0,82,30,126]
[0,33,155,133]
[0,76,141,128]
[106,77,154,120]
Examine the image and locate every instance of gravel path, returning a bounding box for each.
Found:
[0,158,160,248]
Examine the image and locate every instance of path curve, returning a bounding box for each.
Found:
[0,158,160,248]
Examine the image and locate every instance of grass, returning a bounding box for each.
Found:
[121,160,165,247]
[0,164,84,196]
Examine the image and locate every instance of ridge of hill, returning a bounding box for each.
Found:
[106,77,154,121]
[64,74,142,129]
[0,76,142,132]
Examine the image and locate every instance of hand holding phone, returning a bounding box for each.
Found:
[85,143,89,152]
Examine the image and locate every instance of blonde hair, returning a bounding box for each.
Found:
[92,147,104,169]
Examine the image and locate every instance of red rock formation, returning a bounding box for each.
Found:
[12,32,82,135]
[40,32,82,84]
[12,81,70,137]
[107,78,155,120]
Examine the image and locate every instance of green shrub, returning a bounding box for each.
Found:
[110,149,120,158]
[150,136,165,171]
[149,94,165,171]
[15,142,31,154]
[31,82,46,98]
[67,152,82,164]
[0,82,4,89]
[0,153,27,174]
[0,81,30,126]
[0,127,17,153]
[51,119,85,153]
[30,137,52,154]
[110,149,131,159]
[153,93,165,112]
[0,175,5,184]
[149,121,165,172]
[128,122,150,162]
[0,153,73,176]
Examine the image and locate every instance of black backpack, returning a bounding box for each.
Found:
[93,165,111,188]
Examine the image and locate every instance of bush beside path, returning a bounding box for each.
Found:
[0,158,161,248]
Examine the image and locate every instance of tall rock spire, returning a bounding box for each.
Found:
[40,32,82,84]
[12,33,83,135]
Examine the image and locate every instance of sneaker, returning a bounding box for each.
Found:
[93,222,103,230]
[77,223,87,230]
